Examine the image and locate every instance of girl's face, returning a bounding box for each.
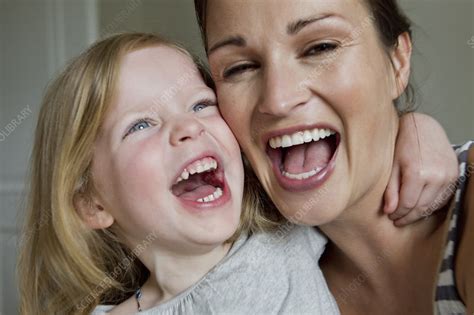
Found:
[91,46,243,254]
[206,0,406,225]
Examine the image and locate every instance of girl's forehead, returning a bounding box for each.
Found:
[98,46,207,134]
[118,47,201,97]
[122,46,196,76]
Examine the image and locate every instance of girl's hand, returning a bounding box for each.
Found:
[384,113,459,226]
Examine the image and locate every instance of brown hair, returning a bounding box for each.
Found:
[193,0,417,113]
[18,32,279,315]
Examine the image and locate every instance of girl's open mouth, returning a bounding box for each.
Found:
[171,156,231,210]
[266,127,340,192]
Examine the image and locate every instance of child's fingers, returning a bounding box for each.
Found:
[388,168,424,221]
[384,164,400,214]
[393,182,443,226]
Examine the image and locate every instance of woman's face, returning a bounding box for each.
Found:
[206,0,404,225]
[91,46,243,254]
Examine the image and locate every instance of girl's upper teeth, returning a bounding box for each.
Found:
[176,157,218,183]
[269,128,336,149]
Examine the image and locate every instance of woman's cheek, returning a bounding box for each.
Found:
[217,94,242,132]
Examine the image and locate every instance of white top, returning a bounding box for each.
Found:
[92,225,339,315]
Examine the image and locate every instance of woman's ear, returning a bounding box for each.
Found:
[74,193,114,230]
[390,32,412,100]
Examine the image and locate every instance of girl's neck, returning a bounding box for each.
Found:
[140,242,232,306]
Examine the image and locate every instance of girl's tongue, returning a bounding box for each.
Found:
[283,139,332,174]
[172,170,223,201]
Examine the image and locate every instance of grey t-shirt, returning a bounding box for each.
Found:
[92,225,340,315]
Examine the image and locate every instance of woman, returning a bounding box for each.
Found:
[194,0,473,313]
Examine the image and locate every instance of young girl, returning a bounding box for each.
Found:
[17,33,456,314]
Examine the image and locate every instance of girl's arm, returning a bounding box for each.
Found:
[385,113,459,226]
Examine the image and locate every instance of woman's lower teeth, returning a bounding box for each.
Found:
[281,167,324,180]
[196,187,223,203]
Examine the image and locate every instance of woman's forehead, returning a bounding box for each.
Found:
[205,0,368,37]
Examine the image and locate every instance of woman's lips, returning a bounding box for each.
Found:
[265,127,340,192]
[271,146,338,192]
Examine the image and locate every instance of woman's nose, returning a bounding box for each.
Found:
[169,116,205,146]
[258,60,309,117]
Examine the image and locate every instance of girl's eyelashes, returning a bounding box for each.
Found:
[222,63,258,79]
[121,99,216,139]
[192,99,217,112]
[123,119,153,139]
[302,41,339,57]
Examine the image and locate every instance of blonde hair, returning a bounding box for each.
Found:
[17,32,283,314]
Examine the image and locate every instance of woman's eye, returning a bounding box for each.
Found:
[303,42,338,57]
[124,120,151,138]
[223,63,257,79]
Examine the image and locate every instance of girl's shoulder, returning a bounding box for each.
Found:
[236,224,328,266]
[90,304,114,314]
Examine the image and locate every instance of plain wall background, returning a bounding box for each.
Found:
[0,0,472,313]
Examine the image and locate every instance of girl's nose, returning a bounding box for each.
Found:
[169,116,205,146]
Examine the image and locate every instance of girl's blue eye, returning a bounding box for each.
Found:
[193,103,210,112]
[124,120,151,138]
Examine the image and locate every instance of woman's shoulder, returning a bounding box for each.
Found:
[454,141,474,314]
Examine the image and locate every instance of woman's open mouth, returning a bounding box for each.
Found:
[266,126,340,192]
[171,156,231,210]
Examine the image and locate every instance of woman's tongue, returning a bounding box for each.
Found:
[283,140,332,174]
[172,176,217,201]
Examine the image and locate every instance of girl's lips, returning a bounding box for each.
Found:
[171,151,222,188]
[175,177,232,213]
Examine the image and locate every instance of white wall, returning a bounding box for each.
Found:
[98,0,206,58]
[401,0,474,143]
[0,1,98,313]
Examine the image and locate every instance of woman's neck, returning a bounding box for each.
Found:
[319,167,442,295]
[140,242,232,306]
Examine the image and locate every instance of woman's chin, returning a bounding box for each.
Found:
[266,159,349,226]
[278,199,345,226]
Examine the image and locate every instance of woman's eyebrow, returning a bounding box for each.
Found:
[287,14,336,35]
[208,14,341,55]
[208,35,246,55]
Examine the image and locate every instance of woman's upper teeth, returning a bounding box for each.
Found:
[269,128,336,149]
[176,157,218,183]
